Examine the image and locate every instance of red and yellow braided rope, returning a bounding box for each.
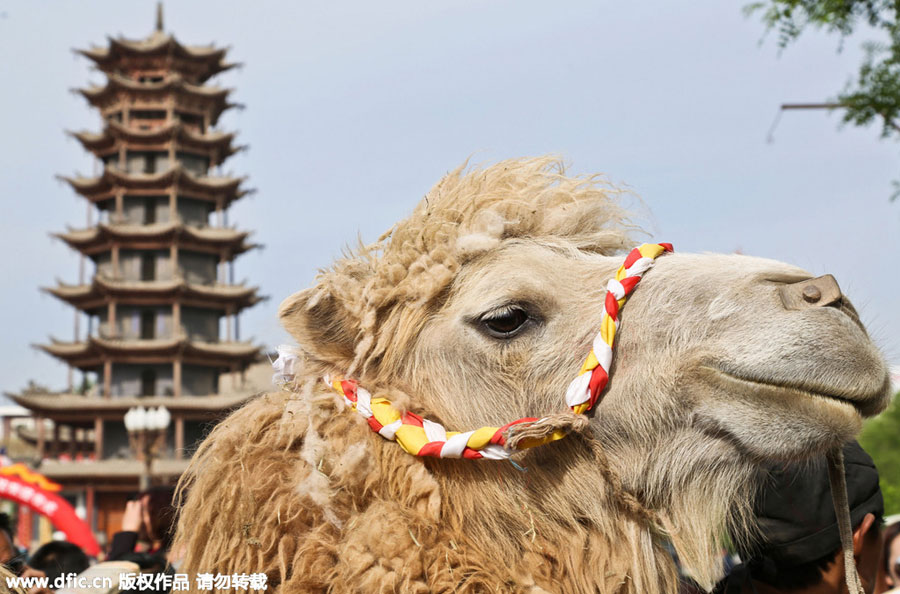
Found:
[284,243,673,460]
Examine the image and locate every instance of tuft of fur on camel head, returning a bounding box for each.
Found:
[174,157,892,593]
[278,157,636,380]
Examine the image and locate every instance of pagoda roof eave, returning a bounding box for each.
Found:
[109,34,226,60]
[76,33,233,82]
[43,278,264,312]
[6,391,257,415]
[68,122,238,156]
[36,336,261,367]
[54,222,254,253]
[60,165,246,199]
[78,32,228,60]
[76,73,231,105]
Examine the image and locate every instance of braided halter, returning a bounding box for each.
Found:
[274,242,672,460]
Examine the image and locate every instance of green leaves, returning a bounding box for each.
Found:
[859,392,900,515]
[748,0,900,200]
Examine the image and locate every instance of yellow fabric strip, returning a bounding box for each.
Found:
[395,424,429,455]
[600,314,616,346]
[515,428,570,450]
[467,425,501,449]
[580,351,599,374]
[571,402,590,415]
[638,243,666,259]
[371,399,402,427]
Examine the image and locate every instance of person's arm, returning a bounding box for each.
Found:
[107,500,142,560]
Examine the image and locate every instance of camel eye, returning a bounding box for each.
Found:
[479,306,530,339]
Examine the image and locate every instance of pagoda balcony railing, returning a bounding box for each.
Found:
[94,325,187,342]
[92,271,225,287]
[105,213,229,230]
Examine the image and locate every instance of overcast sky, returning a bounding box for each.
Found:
[1,0,898,397]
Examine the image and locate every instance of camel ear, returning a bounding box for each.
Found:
[278,287,360,369]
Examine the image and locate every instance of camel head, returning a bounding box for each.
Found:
[278,157,891,589]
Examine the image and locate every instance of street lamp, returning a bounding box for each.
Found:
[124,406,171,491]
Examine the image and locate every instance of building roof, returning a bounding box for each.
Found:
[76,30,236,83]
[59,164,249,205]
[37,336,261,368]
[69,120,243,163]
[44,276,263,312]
[76,73,239,124]
[54,222,258,257]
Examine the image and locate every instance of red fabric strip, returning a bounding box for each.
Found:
[418,441,444,457]
[604,291,619,320]
[588,365,609,407]
[623,247,642,269]
[619,276,640,295]
[341,380,358,402]
[367,416,384,432]
[462,448,483,459]
[659,242,673,252]
[402,412,424,427]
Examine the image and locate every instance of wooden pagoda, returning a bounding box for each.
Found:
[10,9,265,545]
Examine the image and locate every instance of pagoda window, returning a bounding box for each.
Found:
[176,152,210,176]
[101,420,129,459]
[177,197,212,227]
[179,251,217,285]
[122,195,168,225]
[130,110,167,131]
[175,111,204,134]
[126,151,169,175]
[141,369,156,396]
[141,253,155,281]
[182,365,219,396]
[144,197,157,224]
[137,75,164,84]
[120,249,171,281]
[114,306,171,339]
[182,307,219,341]
[140,310,155,340]
[111,364,173,398]
[107,111,123,124]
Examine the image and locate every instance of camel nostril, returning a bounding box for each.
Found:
[802,285,822,304]
[779,274,843,311]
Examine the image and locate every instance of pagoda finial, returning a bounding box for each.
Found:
[155,2,164,32]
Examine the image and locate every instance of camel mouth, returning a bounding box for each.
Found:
[700,366,884,417]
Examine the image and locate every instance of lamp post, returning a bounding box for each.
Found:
[124,406,170,491]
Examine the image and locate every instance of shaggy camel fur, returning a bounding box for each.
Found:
[174,158,891,593]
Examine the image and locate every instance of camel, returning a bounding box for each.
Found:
[173,157,891,593]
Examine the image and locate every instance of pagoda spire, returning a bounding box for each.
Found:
[155,2,164,33]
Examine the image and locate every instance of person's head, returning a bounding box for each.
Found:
[882,521,900,590]
[0,512,17,565]
[138,485,177,550]
[740,441,884,593]
[22,541,89,589]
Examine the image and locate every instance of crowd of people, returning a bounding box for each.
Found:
[0,456,898,593]
[0,486,176,594]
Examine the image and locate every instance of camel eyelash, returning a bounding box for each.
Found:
[471,303,540,339]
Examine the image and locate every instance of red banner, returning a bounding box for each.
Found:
[0,472,100,556]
